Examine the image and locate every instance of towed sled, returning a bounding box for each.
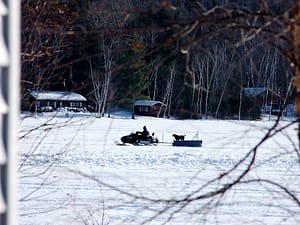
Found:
[172,133,202,147]
[172,140,202,147]
[120,132,158,145]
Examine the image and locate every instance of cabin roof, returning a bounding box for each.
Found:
[30,90,87,101]
[134,100,166,106]
[243,87,266,97]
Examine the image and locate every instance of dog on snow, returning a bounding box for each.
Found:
[172,134,186,141]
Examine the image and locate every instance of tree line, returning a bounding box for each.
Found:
[21,0,297,119]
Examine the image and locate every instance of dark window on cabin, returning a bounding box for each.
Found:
[69,102,82,107]
[139,106,148,112]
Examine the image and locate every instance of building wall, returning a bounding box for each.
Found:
[134,104,166,117]
[31,100,86,112]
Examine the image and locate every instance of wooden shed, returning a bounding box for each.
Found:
[134,100,167,117]
[26,90,87,112]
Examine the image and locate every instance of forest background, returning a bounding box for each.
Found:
[21,0,297,119]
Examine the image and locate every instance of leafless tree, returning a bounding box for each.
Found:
[85,1,123,117]
[161,62,176,118]
[89,40,115,118]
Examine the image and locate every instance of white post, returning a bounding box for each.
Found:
[0,0,9,223]
[6,0,20,224]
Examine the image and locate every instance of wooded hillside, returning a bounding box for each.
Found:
[21,0,298,119]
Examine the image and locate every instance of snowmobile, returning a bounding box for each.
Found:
[120,132,158,145]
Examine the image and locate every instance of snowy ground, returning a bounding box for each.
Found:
[18,112,300,225]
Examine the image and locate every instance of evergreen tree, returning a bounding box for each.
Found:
[113,38,150,109]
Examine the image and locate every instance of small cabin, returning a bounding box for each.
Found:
[134,100,167,117]
[25,90,87,112]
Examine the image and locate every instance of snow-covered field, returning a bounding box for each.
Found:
[18,112,300,225]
